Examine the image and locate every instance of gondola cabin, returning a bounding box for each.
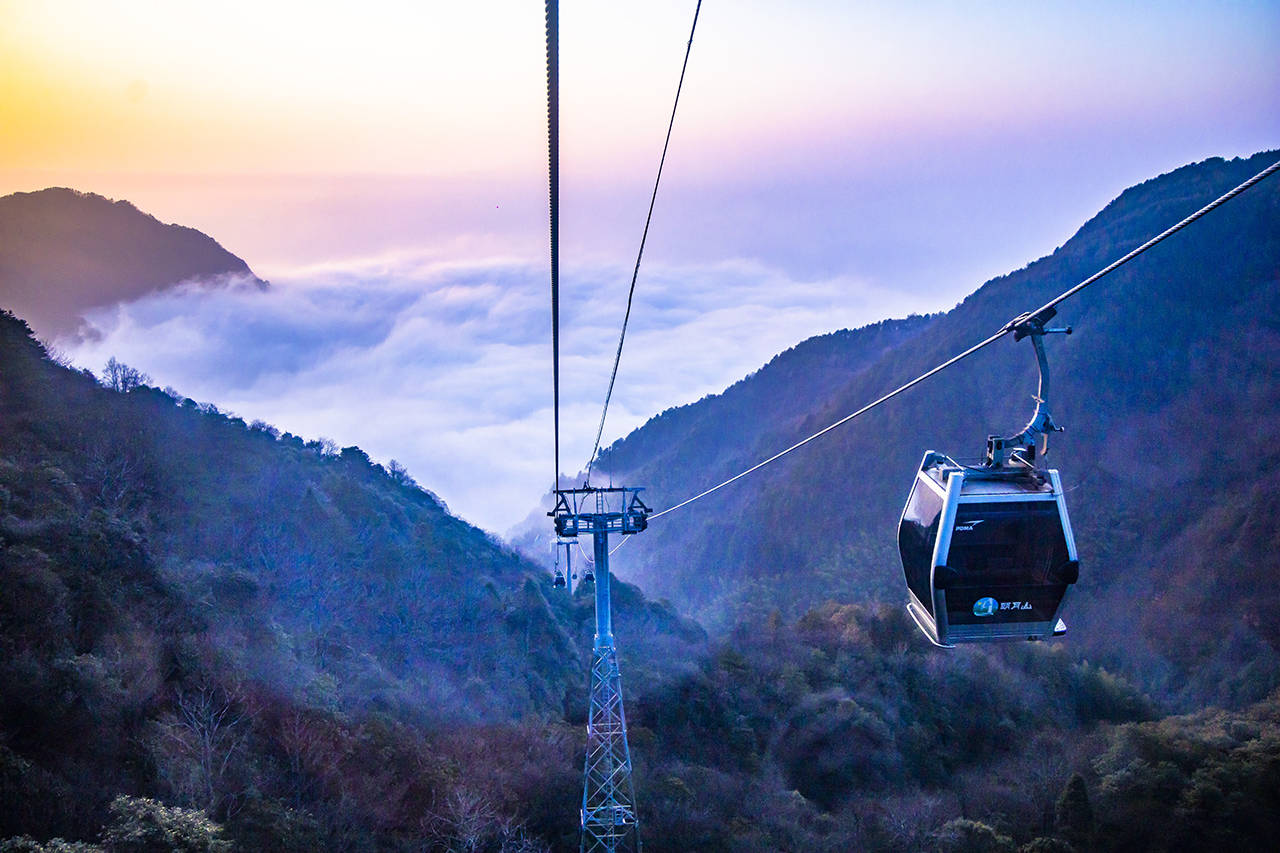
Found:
[898,451,1078,647]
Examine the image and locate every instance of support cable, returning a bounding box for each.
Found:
[650,329,1007,519]
[547,0,561,491]
[1022,157,1280,323]
[642,156,1280,522]
[585,0,703,483]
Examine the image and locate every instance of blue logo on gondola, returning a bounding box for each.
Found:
[973,597,998,617]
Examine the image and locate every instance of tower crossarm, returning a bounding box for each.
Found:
[550,486,650,537]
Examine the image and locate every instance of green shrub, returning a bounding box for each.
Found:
[0,838,103,852]
[100,797,230,853]
[933,818,1016,853]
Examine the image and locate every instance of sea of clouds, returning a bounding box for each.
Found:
[67,253,933,533]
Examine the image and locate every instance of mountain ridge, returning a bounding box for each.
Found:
[0,187,267,341]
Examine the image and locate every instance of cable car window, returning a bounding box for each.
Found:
[899,479,944,611]
[947,501,1069,585]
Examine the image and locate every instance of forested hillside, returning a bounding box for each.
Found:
[0,310,703,849]
[595,150,1280,706]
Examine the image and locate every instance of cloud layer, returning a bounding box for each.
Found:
[67,254,932,532]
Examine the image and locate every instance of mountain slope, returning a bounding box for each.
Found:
[594,150,1280,704]
[0,310,571,717]
[0,306,709,846]
[0,306,707,722]
[0,188,266,340]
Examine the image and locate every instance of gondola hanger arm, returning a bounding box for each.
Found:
[986,312,1072,467]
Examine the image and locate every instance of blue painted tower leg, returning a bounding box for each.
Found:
[580,526,640,853]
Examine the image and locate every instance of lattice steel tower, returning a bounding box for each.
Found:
[552,486,650,853]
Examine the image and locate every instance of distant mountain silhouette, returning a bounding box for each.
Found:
[0,188,266,340]
[590,149,1280,706]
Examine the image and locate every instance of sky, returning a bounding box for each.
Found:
[2,0,1278,532]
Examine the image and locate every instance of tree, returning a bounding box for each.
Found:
[1055,774,1094,850]
[1020,839,1074,853]
[933,818,1017,853]
[0,837,102,852]
[387,459,417,488]
[224,796,322,853]
[102,358,150,393]
[421,787,549,853]
[100,797,230,853]
[248,420,280,439]
[150,685,248,813]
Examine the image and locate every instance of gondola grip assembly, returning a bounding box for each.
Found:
[987,306,1073,468]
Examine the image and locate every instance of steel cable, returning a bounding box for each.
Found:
[585,0,704,483]
[546,0,561,491]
